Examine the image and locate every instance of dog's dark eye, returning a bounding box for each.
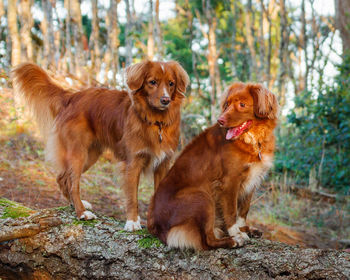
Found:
[169,81,174,86]
[240,103,246,108]
[149,80,157,85]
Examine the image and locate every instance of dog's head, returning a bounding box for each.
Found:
[126,61,189,111]
[217,82,279,140]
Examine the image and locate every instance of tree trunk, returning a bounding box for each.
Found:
[8,0,21,66]
[64,0,73,73]
[125,0,133,66]
[154,0,163,59]
[0,201,349,279]
[335,0,350,54]
[147,0,154,60]
[20,0,33,62]
[300,0,308,92]
[42,0,55,68]
[277,0,289,108]
[245,0,258,80]
[90,0,101,81]
[0,0,4,19]
[104,0,120,86]
[71,0,85,78]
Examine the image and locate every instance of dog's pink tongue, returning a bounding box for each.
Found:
[226,127,240,140]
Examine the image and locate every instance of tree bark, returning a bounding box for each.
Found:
[64,0,73,73]
[71,0,85,78]
[147,0,154,60]
[335,0,350,54]
[90,0,101,81]
[8,0,21,66]
[154,0,163,59]
[20,0,33,62]
[245,0,258,80]
[0,202,349,279]
[42,0,55,68]
[277,0,289,108]
[125,0,133,66]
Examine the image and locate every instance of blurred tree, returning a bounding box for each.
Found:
[19,0,33,62]
[8,0,21,66]
[42,0,55,68]
[335,0,350,54]
[147,0,154,60]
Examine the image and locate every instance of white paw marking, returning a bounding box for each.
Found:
[124,216,142,231]
[228,217,250,246]
[82,200,93,210]
[80,210,97,220]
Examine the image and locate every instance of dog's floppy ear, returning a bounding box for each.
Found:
[249,83,279,119]
[168,61,189,98]
[126,61,150,91]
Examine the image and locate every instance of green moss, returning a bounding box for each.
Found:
[137,235,163,248]
[0,198,34,219]
[72,219,98,227]
[54,205,71,212]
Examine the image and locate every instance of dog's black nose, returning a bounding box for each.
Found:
[160,96,170,105]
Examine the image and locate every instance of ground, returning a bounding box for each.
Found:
[1,87,349,250]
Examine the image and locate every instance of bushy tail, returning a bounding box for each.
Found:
[11,63,69,139]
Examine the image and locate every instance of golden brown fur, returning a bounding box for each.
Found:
[147,82,278,249]
[12,61,189,228]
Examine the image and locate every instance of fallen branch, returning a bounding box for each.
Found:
[0,199,349,279]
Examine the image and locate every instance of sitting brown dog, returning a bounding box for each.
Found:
[147,82,278,249]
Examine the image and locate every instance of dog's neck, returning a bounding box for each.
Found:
[237,119,277,160]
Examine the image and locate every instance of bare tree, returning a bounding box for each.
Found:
[19,0,33,61]
[196,0,220,123]
[245,0,258,80]
[64,0,73,73]
[154,0,163,59]
[335,0,350,54]
[105,0,120,86]
[147,0,154,60]
[71,0,85,78]
[90,0,101,80]
[0,0,4,19]
[125,0,133,66]
[42,0,55,68]
[8,0,21,66]
[277,0,289,107]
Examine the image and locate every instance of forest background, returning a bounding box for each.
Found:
[0,0,349,249]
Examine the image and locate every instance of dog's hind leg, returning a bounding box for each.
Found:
[67,145,97,220]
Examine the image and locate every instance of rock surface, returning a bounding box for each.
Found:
[0,200,349,280]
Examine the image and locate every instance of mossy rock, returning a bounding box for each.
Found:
[0,197,35,219]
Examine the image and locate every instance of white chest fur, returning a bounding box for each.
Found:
[137,148,172,172]
[241,154,273,196]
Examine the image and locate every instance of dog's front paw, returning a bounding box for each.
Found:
[228,223,250,247]
[80,210,97,220]
[82,200,93,210]
[124,216,141,231]
[231,231,250,247]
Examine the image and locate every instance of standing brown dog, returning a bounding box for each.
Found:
[12,61,189,231]
[148,82,278,249]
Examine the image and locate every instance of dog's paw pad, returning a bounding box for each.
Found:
[80,211,97,220]
[124,216,141,231]
[82,200,93,210]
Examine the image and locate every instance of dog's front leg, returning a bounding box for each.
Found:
[123,156,147,231]
[220,189,250,246]
[153,158,171,191]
